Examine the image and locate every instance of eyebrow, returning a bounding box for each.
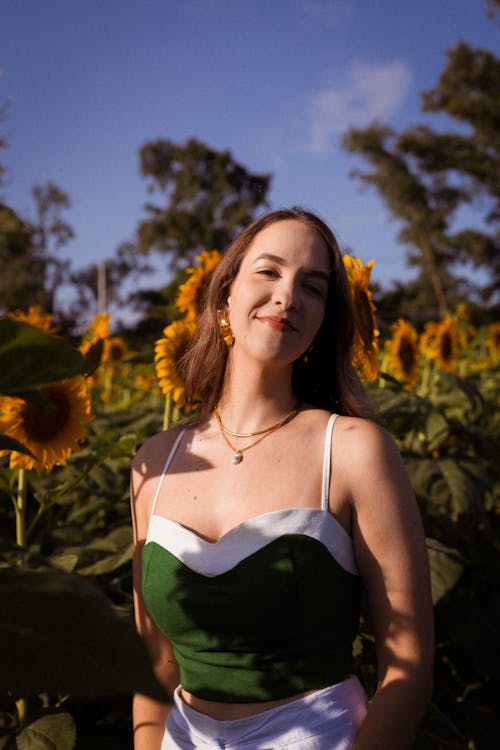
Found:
[253,253,330,283]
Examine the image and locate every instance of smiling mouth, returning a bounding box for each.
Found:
[257,316,297,332]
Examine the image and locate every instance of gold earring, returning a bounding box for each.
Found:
[217,309,234,347]
[301,343,314,364]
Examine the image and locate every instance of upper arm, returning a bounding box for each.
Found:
[130,434,180,695]
[343,420,434,683]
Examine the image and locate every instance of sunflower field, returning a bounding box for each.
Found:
[0,252,499,750]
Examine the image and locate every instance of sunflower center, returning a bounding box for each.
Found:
[397,335,416,376]
[440,331,453,362]
[21,389,71,442]
[109,344,124,361]
[355,291,375,347]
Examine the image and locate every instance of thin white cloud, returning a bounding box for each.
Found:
[288,0,355,28]
[307,60,412,153]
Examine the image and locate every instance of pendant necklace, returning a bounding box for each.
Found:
[214,405,299,465]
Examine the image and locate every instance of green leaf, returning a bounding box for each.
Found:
[427,537,463,604]
[0,320,91,395]
[109,434,137,458]
[0,568,164,700]
[49,528,133,577]
[16,712,76,750]
[437,458,482,519]
[429,371,483,424]
[414,701,468,749]
[48,553,79,573]
[405,457,441,501]
[0,434,36,458]
[77,545,133,576]
[425,411,450,450]
[85,526,132,553]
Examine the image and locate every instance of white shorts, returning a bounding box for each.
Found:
[162,675,367,750]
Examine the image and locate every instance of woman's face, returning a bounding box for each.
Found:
[226,219,330,367]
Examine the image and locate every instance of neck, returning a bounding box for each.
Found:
[217,356,297,434]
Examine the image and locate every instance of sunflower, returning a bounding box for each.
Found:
[0,376,92,472]
[419,320,438,359]
[79,313,109,354]
[79,313,110,359]
[154,319,197,410]
[455,303,470,322]
[451,304,476,350]
[435,315,461,371]
[88,313,110,342]
[422,315,460,371]
[386,319,420,389]
[486,322,500,361]
[176,250,223,322]
[103,336,127,364]
[8,306,58,334]
[343,255,380,380]
[135,373,158,393]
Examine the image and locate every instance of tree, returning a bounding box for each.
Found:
[342,39,500,320]
[30,182,74,314]
[0,204,41,311]
[0,100,7,194]
[0,182,75,316]
[485,0,500,21]
[68,242,150,328]
[136,138,271,269]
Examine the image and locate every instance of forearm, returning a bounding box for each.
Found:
[133,692,171,750]
[353,673,433,750]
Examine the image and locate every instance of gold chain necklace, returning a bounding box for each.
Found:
[214,406,298,437]
[214,406,299,465]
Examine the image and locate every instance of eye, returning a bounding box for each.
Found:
[256,267,279,278]
[303,281,326,297]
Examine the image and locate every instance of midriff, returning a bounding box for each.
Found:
[179,687,321,720]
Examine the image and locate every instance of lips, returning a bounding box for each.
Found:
[256,315,297,332]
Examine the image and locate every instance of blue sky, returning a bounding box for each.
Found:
[1,0,498,321]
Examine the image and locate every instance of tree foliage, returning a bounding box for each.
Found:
[0,204,41,310]
[342,39,500,319]
[485,0,500,21]
[68,241,149,327]
[30,181,75,314]
[136,137,271,269]
[0,183,74,316]
[0,99,7,194]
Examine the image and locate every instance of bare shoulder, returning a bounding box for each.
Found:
[298,405,336,432]
[333,416,414,510]
[132,429,176,476]
[130,427,184,518]
[335,416,401,463]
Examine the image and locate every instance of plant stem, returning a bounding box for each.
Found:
[26,501,45,541]
[16,697,26,726]
[15,468,27,549]
[163,394,173,430]
[418,358,434,397]
[378,355,389,388]
[104,365,112,401]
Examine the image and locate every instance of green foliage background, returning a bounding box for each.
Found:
[0,320,498,749]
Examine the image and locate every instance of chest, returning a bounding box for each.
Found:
[150,426,352,542]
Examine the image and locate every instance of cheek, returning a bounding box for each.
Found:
[311,299,326,330]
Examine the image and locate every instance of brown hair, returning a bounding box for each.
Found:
[180,207,371,417]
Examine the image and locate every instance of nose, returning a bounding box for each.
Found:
[272,277,298,310]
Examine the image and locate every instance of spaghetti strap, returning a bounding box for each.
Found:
[150,429,186,517]
[321,414,338,511]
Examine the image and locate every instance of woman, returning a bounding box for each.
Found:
[131,207,434,750]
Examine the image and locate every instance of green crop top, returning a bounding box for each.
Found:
[141,413,362,702]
